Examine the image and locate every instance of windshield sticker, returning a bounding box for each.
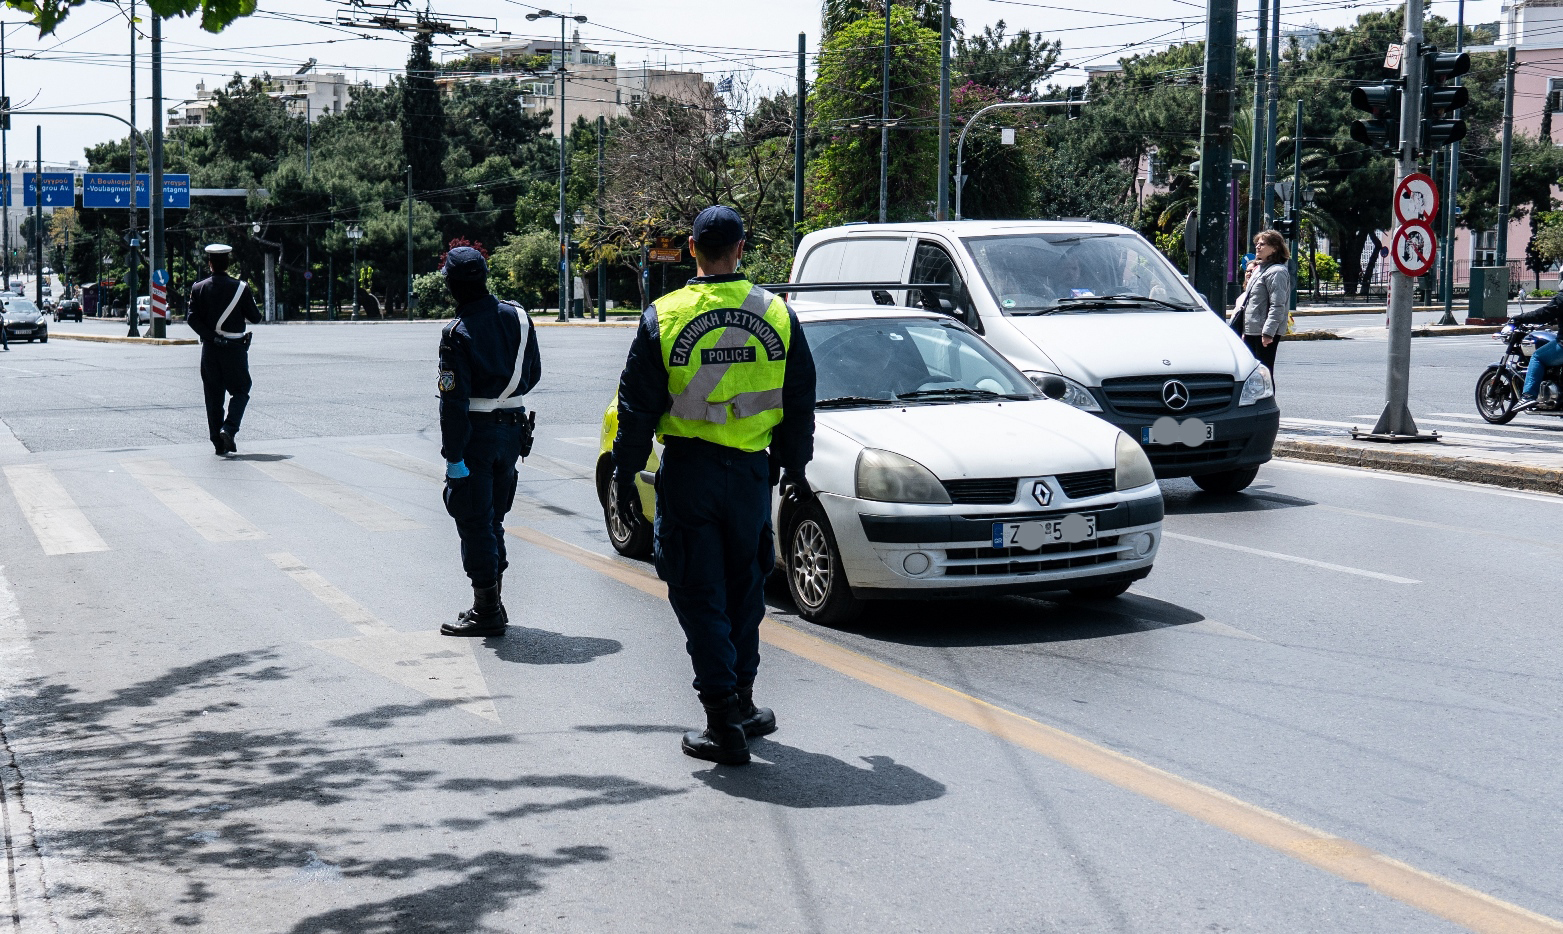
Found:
[668,308,787,367]
[888,333,904,340]
[1002,298,1016,307]
[1070,289,1096,298]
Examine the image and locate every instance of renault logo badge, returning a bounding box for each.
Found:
[1162,380,1190,411]
[1032,481,1052,507]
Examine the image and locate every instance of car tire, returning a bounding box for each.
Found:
[603,472,653,559]
[38,330,46,343]
[785,501,862,625]
[1192,466,1259,494]
[1068,580,1133,599]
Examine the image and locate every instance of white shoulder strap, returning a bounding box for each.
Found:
[469,303,533,412]
[214,280,247,337]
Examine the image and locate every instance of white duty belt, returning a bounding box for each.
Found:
[468,303,534,412]
[213,281,248,339]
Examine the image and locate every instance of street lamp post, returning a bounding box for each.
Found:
[527,9,588,322]
[954,99,1082,220]
[347,224,362,320]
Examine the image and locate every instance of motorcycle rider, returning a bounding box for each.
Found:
[1511,296,1563,411]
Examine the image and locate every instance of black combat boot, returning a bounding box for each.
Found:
[441,583,506,637]
[735,683,777,738]
[681,694,749,765]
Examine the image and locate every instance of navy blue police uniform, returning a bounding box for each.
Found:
[613,206,816,765]
[437,246,542,637]
[186,243,263,455]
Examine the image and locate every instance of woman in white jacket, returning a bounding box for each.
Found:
[1231,229,1290,380]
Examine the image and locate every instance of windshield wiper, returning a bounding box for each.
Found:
[816,395,897,409]
[1053,294,1195,311]
[895,388,1018,401]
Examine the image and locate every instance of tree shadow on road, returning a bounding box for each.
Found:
[694,740,946,808]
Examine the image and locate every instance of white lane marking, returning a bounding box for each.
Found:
[1161,531,1420,584]
[0,417,27,457]
[1432,412,1563,429]
[1282,416,1563,447]
[1266,459,1563,505]
[267,552,393,636]
[559,437,596,446]
[269,551,499,722]
[122,459,265,541]
[250,460,423,532]
[2,465,110,555]
[1311,504,1563,551]
[348,447,575,520]
[1414,417,1563,438]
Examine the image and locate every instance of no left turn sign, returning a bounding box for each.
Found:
[1391,220,1437,277]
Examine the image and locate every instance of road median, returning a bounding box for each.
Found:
[48,332,198,346]
[1274,429,1563,495]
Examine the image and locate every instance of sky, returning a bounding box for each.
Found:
[0,0,1512,167]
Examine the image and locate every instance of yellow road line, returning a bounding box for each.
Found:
[507,524,1563,934]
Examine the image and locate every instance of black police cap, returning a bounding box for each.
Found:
[442,246,488,282]
[691,205,745,249]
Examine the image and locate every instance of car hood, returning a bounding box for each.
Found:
[3,310,39,323]
[1005,310,1251,384]
[818,399,1120,479]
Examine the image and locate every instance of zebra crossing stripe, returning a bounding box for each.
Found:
[2,465,110,555]
[122,459,265,542]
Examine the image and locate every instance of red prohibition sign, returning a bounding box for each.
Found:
[1391,220,1438,277]
[1394,172,1440,224]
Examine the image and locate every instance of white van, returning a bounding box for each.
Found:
[788,221,1279,492]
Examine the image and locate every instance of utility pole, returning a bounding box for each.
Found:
[405,164,413,321]
[32,127,39,306]
[1495,43,1516,283]
[1438,0,1465,326]
[1246,0,1268,242]
[127,0,139,337]
[2,24,10,290]
[794,32,806,245]
[596,114,605,322]
[936,0,952,221]
[1367,0,1433,440]
[1193,0,1238,310]
[1289,98,1302,309]
[878,0,891,223]
[149,14,165,338]
[1262,0,1281,226]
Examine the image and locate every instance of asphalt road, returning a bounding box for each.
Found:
[0,322,1558,933]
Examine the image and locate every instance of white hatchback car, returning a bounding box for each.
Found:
[596,305,1164,623]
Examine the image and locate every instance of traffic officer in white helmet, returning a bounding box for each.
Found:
[612,205,816,766]
[185,243,262,455]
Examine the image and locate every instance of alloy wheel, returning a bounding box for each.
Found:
[790,519,833,610]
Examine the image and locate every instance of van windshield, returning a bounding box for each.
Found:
[963,233,1201,314]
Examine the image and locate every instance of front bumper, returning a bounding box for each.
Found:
[1099,402,1279,478]
[819,489,1163,598]
[2,322,42,338]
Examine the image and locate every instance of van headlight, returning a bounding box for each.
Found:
[1115,432,1156,490]
[1023,371,1101,411]
[855,448,951,504]
[1239,365,1275,405]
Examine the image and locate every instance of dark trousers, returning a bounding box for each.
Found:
[654,439,773,700]
[443,418,521,587]
[1244,334,1280,382]
[200,341,252,439]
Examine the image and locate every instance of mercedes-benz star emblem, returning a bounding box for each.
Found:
[1032,481,1052,507]
[1162,380,1191,411]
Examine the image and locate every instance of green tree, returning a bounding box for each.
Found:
[403,31,449,201]
[6,0,256,36]
[810,6,940,225]
[955,21,1060,99]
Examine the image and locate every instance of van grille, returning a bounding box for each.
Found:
[1056,469,1115,499]
[1144,439,1246,471]
[942,478,1017,505]
[1099,373,1236,417]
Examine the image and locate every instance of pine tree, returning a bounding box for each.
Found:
[402,31,448,200]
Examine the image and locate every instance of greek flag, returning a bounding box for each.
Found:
[715,76,733,94]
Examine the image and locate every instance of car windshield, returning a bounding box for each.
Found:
[4,300,39,315]
[963,232,1201,314]
[807,316,1038,406]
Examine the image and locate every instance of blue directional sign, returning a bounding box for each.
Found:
[22,173,75,207]
[80,173,190,209]
[161,174,190,209]
[152,269,169,286]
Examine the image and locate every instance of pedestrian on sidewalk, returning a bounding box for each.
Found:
[186,244,262,455]
[611,205,816,766]
[1231,230,1290,381]
[436,246,542,638]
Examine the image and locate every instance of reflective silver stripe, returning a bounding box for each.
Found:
[214,281,247,338]
[667,286,784,424]
[468,302,533,414]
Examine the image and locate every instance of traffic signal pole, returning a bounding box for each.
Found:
[1368,0,1430,440]
[1246,0,1268,242]
[1495,43,1516,282]
[1193,0,1238,311]
[1438,0,1466,327]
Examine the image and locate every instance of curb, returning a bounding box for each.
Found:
[1273,438,1563,495]
[1287,325,1501,341]
[528,318,637,327]
[1284,329,1348,341]
[48,332,198,346]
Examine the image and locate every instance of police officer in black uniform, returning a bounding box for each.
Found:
[186,243,263,456]
[437,246,542,637]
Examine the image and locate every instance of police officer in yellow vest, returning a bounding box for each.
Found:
[613,206,816,766]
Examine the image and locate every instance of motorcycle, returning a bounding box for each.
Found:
[1475,322,1562,423]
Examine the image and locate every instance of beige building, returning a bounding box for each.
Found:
[438,31,709,138]
[170,70,350,128]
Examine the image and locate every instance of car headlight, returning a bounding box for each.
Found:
[1115,432,1156,490]
[1238,364,1274,406]
[1023,371,1101,411]
[855,448,951,504]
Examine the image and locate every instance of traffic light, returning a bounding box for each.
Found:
[0,96,9,131]
[1272,216,1299,239]
[1350,81,1402,156]
[1421,46,1470,149]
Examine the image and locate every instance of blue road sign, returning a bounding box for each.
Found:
[80,173,189,209]
[152,269,169,286]
[162,174,191,209]
[22,173,74,207]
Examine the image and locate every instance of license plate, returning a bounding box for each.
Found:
[1142,416,1214,447]
[992,514,1097,550]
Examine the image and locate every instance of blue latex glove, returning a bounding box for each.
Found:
[446,460,470,480]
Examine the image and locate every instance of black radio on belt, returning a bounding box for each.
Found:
[518,411,537,458]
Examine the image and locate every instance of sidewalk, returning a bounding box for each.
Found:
[1274,417,1563,495]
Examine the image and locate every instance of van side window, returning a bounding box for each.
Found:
[906,241,978,332]
[796,237,907,304]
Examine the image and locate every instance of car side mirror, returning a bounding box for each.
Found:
[1037,376,1067,400]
